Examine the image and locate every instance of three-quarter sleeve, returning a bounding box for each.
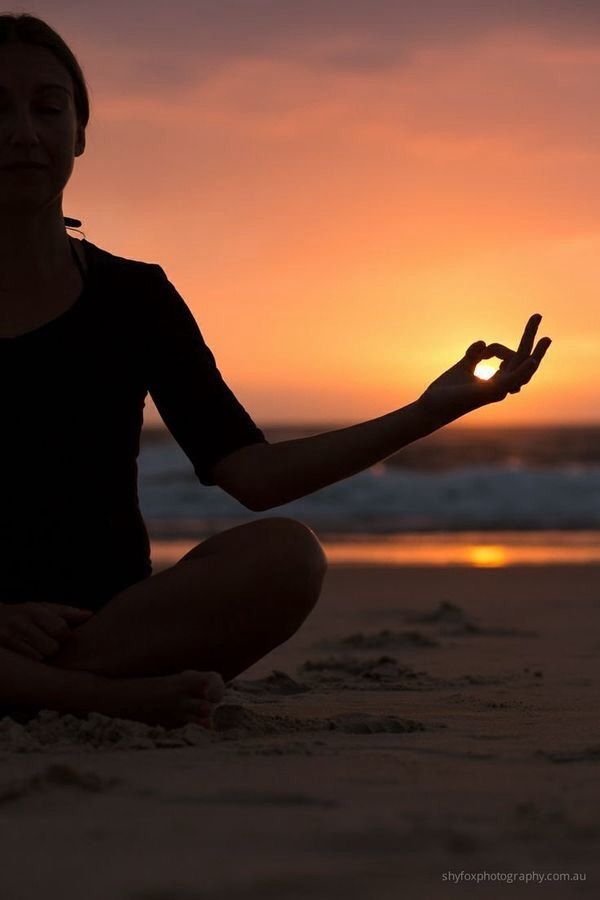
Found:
[144,264,269,486]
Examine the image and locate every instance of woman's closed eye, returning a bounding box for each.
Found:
[0,106,64,115]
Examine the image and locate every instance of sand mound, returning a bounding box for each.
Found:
[317,629,439,650]
[0,707,215,754]
[229,669,310,696]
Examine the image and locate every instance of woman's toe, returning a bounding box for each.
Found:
[204,672,226,702]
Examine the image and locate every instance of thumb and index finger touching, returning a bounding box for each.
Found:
[463,314,552,385]
[491,314,552,391]
[487,314,551,366]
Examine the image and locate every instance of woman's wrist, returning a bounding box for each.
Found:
[413,395,457,431]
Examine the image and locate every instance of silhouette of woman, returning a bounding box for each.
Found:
[0,15,551,728]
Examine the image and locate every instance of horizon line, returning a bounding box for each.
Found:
[142,420,600,431]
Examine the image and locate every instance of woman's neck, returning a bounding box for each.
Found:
[0,216,75,295]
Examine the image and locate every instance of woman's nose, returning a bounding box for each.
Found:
[2,108,42,143]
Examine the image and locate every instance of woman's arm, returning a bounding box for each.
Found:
[234,399,443,510]
[221,314,551,511]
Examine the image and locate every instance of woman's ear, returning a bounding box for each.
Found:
[75,126,86,158]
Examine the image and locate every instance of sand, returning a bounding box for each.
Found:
[1,562,599,898]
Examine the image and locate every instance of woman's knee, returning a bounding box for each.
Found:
[262,518,327,637]
[256,516,328,582]
[180,516,327,630]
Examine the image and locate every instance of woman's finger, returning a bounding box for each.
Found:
[483,342,515,361]
[493,355,539,392]
[3,638,43,661]
[13,621,60,657]
[492,315,543,375]
[463,340,487,366]
[483,332,550,368]
[514,314,542,364]
[532,336,552,363]
[31,607,72,641]
[56,606,95,622]
[510,352,548,392]
[507,338,551,393]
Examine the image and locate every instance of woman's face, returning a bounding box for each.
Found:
[0,41,85,217]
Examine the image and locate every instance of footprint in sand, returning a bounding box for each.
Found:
[213,703,435,738]
[0,763,120,805]
[298,654,437,691]
[535,746,600,764]
[405,601,538,638]
[297,654,508,692]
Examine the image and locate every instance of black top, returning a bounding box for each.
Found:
[0,238,269,609]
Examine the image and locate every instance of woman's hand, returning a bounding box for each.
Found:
[0,602,94,662]
[417,313,552,424]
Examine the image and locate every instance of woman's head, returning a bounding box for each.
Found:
[0,14,89,218]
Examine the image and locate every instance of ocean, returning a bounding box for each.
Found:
[139,423,600,567]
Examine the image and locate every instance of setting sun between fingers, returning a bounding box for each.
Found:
[474,361,499,380]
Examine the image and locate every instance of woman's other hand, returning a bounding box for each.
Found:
[418,314,552,424]
[0,602,94,662]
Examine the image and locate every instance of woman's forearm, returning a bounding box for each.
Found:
[255,399,451,510]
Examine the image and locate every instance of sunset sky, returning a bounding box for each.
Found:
[43,1,600,426]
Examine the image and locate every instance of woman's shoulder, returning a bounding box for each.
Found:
[82,239,171,310]
[82,238,163,279]
[82,240,183,331]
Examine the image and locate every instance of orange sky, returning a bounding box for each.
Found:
[58,5,599,426]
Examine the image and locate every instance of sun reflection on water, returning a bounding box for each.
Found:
[467,545,508,567]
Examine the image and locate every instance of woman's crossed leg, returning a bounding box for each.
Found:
[2,517,327,728]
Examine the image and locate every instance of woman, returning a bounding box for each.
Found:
[0,14,551,729]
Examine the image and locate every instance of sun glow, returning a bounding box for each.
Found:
[151,535,600,569]
[474,361,498,380]
[467,545,508,567]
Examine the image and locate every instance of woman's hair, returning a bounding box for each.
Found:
[0,13,90,129]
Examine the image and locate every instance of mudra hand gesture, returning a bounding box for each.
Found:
[418,313,552,424]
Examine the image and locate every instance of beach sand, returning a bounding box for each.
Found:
[1,562,599,898]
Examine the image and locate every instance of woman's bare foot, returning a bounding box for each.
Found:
[90,669,226,729]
